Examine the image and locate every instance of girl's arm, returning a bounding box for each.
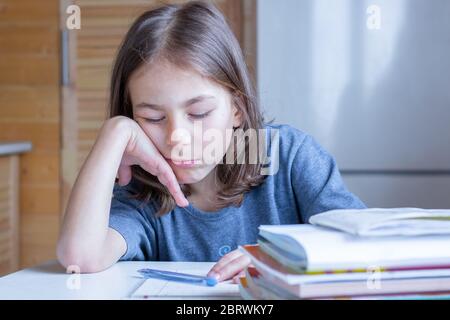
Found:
[57,116,188,273]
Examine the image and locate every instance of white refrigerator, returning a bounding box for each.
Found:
[257,0,450,208]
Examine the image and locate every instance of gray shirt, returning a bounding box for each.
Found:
[109,124,366,262]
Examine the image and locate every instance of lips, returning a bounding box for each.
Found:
[171,159,201,165]
[164,157,202,167]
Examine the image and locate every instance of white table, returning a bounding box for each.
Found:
[0,260,241,300]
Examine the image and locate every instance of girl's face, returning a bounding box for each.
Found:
[129,60,242,184]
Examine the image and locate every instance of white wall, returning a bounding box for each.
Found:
[257,0,450,208]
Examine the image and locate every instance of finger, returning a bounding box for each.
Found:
[117,165,132,186]
[219,255,251,282]
[210,255,251,282]
[156,171,188,207]
[232,270,246,284]
[142,156,189,207]
[157,161,189,207]
[207,249,243,277]
[128,128,189,207]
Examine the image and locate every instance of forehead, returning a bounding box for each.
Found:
[128,60,229,107]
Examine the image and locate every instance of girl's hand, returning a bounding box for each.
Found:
[108,116,189,207]
[207,249,252,284]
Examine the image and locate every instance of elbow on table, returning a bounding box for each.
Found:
[56,242,106,274]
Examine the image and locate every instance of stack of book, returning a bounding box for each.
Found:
[238,208,450,300]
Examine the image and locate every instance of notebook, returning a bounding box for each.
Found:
[240,244,450,284]
[309,207,450,236]
[130,268,240,299]
[257,224,450,273]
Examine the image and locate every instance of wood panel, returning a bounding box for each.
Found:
[0,156,19,276]
[242,0,257,83]
[20,213,59,266]
[0,86,59,121]
[0,55,59,86]
[0,25,58,54]
[0,0,59,26]
[0,0,61,270]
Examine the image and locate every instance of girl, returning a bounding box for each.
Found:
[57,1,366,283]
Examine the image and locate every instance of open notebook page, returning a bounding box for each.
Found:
[130,268,240,299]
[309,208,450,236]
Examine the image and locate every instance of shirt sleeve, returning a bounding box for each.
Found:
[291,134,367,223]
[108,184,157,261]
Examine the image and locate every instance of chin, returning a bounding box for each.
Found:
[173,168,211,184]
[175,169,206,184]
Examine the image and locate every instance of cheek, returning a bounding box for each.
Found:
[197,106,235,158]
[140,123,166,150]
[200,113,233,147]
[200,109,234,138]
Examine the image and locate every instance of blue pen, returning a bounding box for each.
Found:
[137,268,218,287]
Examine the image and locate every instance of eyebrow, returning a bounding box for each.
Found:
[135,95,216,110]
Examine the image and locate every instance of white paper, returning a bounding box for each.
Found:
[309,207,450,236]
[130,268,240,299]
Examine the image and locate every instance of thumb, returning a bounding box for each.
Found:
[117,165,132,186]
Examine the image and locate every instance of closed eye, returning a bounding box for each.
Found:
[145,117,165,123]
[189,111,212,119]
[143,111,212,124]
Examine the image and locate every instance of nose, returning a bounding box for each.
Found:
[165,114,192,147]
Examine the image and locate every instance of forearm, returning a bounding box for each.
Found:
[57,118,131,267]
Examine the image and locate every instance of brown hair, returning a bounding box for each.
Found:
[109,1,268,216]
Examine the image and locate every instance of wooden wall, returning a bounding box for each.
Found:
[0,156,19,274]
[0,0,61,269]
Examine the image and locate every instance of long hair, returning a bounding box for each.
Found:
[109,1,268,216]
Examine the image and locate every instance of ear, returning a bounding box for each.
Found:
[232,104,243,128]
